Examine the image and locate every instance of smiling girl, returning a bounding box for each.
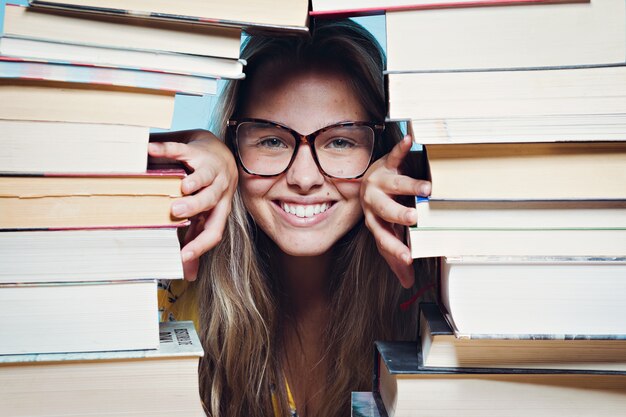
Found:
[154,19,432,417]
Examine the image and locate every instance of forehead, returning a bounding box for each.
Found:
[239,66,369,135]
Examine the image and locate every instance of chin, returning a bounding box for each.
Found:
[275,239,334,258]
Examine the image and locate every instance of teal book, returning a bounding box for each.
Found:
[0,321,206,417]
[351,392,382,417]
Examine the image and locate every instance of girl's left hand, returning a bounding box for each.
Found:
[360,135,431,288]
[148,130,238,281]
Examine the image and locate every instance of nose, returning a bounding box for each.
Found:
[285,143,325,192]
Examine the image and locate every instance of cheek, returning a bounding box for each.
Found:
[334,180,364,224]
[239,172,275,218]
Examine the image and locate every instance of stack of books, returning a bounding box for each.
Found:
[0,1,307,415]
[342,0,626,415]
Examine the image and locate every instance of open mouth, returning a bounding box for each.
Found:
[279,201,334,218]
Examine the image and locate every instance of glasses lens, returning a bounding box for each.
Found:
[236,122,296,175]
[314,125,375,178]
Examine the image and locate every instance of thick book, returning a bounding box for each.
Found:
[438,256,626,336]
[311,0,584,17]
[419,302,626,371]
[4,4,241,60]
[408,114,626,145]
[0,279,159,355]
[408,228,626,258]
[0,321,206,417]
[0,228,184,283]
[385,0,624,72]
[0,78,175,129]
[414,198,626,230]
[387,65,626,122]
[0,170,186,229]
[29,0,310,33]
[0,56,219,95]
[0,36,245,79]
[0,119,149,173]
[375,341,626,417]
[425,142,626,200]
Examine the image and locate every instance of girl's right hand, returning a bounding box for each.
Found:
[148,130,238,281]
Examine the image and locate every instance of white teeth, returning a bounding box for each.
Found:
[281,202,330,218]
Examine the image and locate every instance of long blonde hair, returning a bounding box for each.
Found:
[196,19,433,417]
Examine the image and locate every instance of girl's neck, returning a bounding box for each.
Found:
[276,251,332,314]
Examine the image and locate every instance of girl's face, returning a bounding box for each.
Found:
[238,70,369,257]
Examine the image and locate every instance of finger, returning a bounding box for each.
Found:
[148,141,192,163]
[384,135,413,171]
[365,212,413,269]
[362,185,417,226]
[181,166,222,195]
[378,174,431,199]
[180,197,231,264]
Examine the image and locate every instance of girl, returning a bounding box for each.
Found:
[152,19,432,417]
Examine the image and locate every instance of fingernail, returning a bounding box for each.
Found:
[419,183,431,196]
[172,203,187,217]
[183,180,196,193]
[148,142,160,152]
[182,251,193,262]
[405,209,417,224]
[401,253,412,265]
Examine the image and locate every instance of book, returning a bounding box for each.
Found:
[385,0,624,72]
[419,302,626,371]
[414,198,626,229]
[0,120,150,174]
[438,256,626,336]
[0,228,184,283]
[4,4,241,60]
[387,65,626,122]
[28,0,310,33]
[0,56,219,95]
[311,0,585,17]
[408,114,626,145]
[352,392,382,417]
[0,321,206,417]
[424,142,626,200]
[0,170,187,229]
[375,341,626,417]
[408,228,626,258]
[0,36,245,79]
[0,79,175,128]
[0,279,159,355]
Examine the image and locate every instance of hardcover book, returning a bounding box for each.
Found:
[375,341,626,417]
[0,279,159,355]
[0,227,184,283]
[28,0,310,33]
[0,170,186,229]
[438,256,626,336]
[419,302,626,371]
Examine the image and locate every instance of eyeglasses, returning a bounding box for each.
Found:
[227,118,384,179]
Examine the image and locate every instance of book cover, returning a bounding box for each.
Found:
[0,56,219,95]
[375,341,626,417]
[419,302,626,371]
[29,0,310,33]
[311,0,586,17]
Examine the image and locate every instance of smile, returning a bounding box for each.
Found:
[280,202,332,218]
